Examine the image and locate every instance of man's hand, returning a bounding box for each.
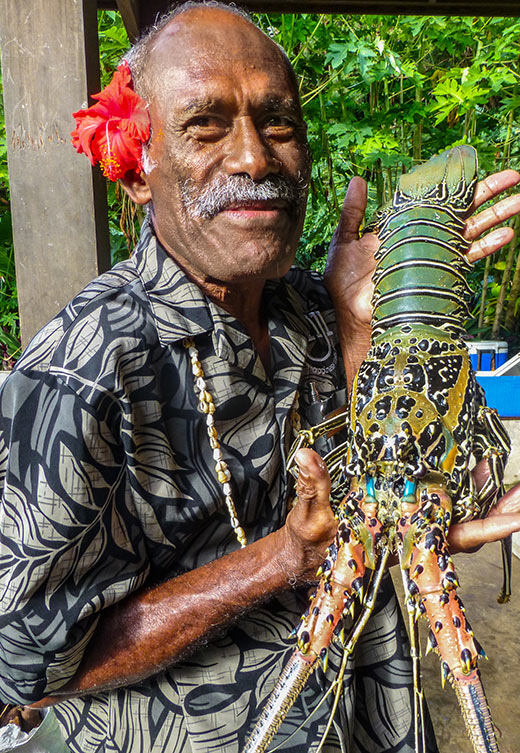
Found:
[287,449,520,559]
[448,461,520,553]
[324,177,377,328]
[0,705,41,732]
[448,485,520,553]
[277,449,337,584]
[465,170,520,262]
[324,169,520,385]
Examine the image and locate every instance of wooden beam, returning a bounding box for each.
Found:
[98,0,520,23]
[230,0,520,11]
[0,0,111,346]
[116,0,140,41]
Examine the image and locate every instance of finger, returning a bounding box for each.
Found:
[448,513,520,554]
[464,193,520,241]
[334,176,368,243]
[471,169,520,210]
[488,483,520,517]
[466,226,515,264]
[294,448,331,508]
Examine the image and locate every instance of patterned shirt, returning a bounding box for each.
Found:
[0,220,435,753]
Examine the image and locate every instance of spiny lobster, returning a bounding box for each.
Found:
[242,146,511,753]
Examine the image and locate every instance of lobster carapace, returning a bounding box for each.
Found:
[242,146,511,753]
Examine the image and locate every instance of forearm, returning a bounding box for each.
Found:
[30,526,302,706]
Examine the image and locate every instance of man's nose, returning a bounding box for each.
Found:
[223,118,280,181]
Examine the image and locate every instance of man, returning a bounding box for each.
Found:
[1,4,520,752]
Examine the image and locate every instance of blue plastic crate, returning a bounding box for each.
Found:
[476,376,520,417]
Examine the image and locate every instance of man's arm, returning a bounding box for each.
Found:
[30,449,335,707]
[0,367,335,709]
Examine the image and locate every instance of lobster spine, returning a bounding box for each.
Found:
[372,205,473,337]
[370,145,477,339]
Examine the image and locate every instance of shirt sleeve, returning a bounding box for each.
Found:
[0,369,149,704]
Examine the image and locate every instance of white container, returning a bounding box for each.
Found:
[467,340,508,371]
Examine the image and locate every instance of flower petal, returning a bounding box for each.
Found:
[71,61,150,180]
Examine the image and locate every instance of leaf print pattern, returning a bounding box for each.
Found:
[0,219,436,752]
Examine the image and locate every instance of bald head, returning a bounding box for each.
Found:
[125,3,298,108]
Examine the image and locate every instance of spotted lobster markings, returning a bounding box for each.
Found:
[241,146,510,753]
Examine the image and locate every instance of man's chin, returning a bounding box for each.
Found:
[232,248,296,282]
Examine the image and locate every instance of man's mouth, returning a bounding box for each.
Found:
[181,173,306,220]
[220,199,288,216]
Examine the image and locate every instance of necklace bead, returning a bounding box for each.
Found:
[184,337,247,548]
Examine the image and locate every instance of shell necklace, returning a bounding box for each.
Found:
[184,337,248,548]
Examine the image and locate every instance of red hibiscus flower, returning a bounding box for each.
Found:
[71,61,150,181]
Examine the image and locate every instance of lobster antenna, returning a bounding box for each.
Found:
[399,558,427,753]
[314,546,392,753]
[267,682,338,752]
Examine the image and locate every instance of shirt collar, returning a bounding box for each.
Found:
[133,218,214,346]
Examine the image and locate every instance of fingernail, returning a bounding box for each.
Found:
[294,449,307,467]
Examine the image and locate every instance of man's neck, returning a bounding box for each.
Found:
[198,277,272,373]
[163,247,272,372]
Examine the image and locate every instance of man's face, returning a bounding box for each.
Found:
[142,9,311,286]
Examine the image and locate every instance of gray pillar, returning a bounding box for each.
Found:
[0,0,110,346]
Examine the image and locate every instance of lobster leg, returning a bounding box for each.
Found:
[400,480,499,753]
[314,545,391,753]
[242,491,380,753]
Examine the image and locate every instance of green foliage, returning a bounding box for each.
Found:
[0,67,18,368]
[0,12,520,362]
[252,14,520,280]
[0,211,19,368]
[98,10,130,84]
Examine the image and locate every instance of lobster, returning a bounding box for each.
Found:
[242,145,511,753]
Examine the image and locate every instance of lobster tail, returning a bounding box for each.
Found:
[397,145,478,213]
[453,673,499,753]
[242,653,316,753]
[369,146,477,338]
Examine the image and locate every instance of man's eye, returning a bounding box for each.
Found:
[262,116,298,138]
[264,116,295,128]
[186,117,226,139]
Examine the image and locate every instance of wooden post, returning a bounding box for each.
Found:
[0,0,111,346]
[116,0,140,42]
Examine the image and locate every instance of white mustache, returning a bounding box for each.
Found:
[181,174,307,219]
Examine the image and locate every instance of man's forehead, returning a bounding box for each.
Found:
[168,91,302,122]
[146,9,291,87]
[150,10,278,62]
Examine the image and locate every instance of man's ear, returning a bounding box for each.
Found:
[120,171,152,205]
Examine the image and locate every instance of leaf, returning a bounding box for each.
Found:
[325,42,349,69]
